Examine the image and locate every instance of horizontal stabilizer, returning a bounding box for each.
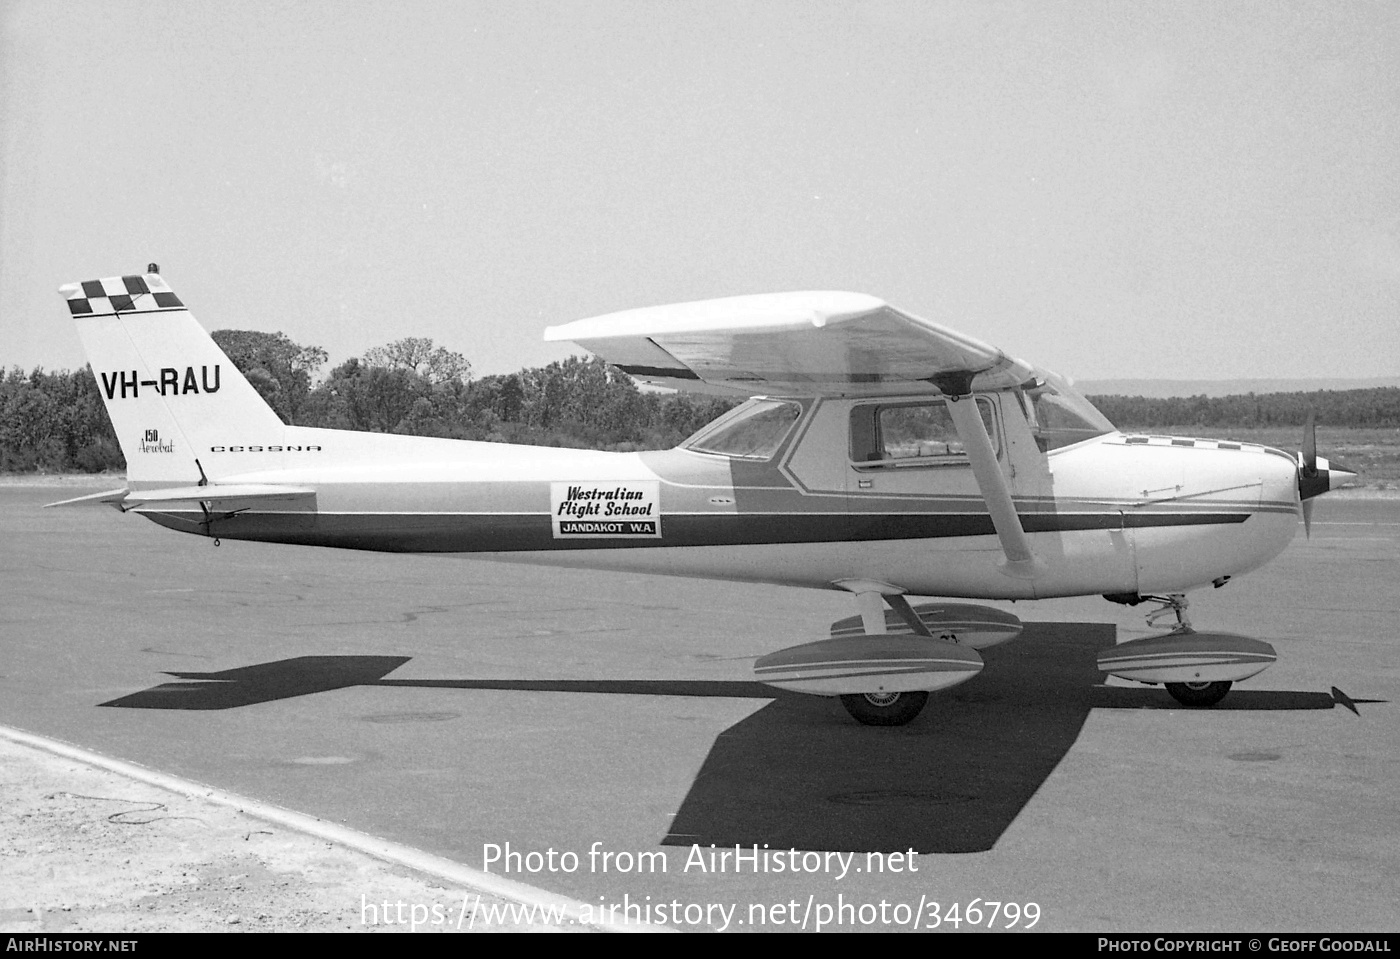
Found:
[122,484,316,508]
[44,487,131,509]
[45,484,314,510]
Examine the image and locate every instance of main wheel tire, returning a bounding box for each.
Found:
[839,690,930,726]
[1166,680,1232,707]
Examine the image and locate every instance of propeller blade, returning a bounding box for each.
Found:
[1302,498,1314,538]
[1302,410,1317,477]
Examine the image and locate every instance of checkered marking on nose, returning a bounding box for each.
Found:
[63,274,183,316]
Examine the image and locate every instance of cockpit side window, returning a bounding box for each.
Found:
[684,398,803,461]
[850,397,998,468]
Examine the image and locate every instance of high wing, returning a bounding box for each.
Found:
[543,291,1036,398]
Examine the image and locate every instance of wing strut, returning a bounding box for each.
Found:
[941,390,1041,580]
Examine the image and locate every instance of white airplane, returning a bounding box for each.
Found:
[51,269,1355,725]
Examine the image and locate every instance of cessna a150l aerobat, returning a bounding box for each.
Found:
[53,269,1355,725]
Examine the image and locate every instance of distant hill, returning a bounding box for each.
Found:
[1075,377,1400,398]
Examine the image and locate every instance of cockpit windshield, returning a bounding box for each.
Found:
[683,398,803,460]
[1022,372,1115,452]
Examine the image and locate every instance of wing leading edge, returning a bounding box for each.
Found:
[544,291,1036,398]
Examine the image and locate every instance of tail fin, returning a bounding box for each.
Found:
[60,271,286,487]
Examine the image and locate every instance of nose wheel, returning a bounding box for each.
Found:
[839,690,930,726]
[1166,680,1232,707]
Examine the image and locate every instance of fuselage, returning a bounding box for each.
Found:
[137,390,1302,600]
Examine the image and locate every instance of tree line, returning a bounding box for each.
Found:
[0,330,735,472]
[1086,388,1400,430]
[2,328,1396,472]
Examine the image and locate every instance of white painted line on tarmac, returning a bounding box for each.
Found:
[0,723,671,933]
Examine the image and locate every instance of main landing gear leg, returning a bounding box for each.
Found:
[838,589,931,727]
[1143,594,1233,707]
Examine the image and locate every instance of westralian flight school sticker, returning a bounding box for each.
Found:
[551,481,661,538]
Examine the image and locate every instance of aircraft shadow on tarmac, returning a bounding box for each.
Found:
[98,622,1374,855]
[660,625,1365,855]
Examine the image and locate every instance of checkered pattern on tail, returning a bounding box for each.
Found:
[59,273,183,316]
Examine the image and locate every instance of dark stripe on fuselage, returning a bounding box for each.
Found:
[140,510,1250,553]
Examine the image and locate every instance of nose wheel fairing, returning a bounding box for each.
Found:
[1096,594,1277,708]
[1096,631,1277,686]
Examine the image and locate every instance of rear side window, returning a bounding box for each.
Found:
[850,398,998,466]
[686,399,803,460]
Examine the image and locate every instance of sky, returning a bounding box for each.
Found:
[2,0,1397,384]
